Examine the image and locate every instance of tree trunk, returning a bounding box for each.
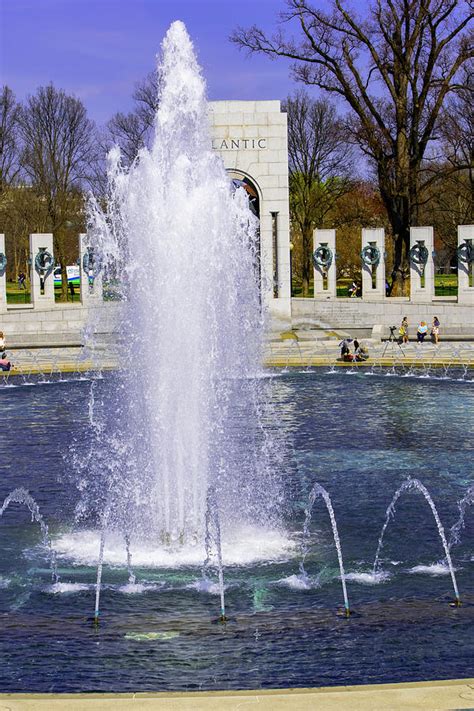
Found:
[301,223,313,297]
[13,244,18,284]
[53,231,68,302]
[384,209,409,296]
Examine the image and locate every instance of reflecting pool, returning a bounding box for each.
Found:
[0,370,472,692]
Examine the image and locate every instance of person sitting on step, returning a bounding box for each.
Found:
[0,356,13,371]
[417,321,428,343]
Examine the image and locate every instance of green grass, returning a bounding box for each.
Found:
[5,280,81,303]
[6,281,31,304]
[291,279,356,298]
[434,274,458,296]
[291,274,460,297]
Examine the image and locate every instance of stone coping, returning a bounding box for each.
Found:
[0,678,474,709]
[2,357,474,378]
[265,358,474,368]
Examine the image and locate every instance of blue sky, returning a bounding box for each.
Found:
[0,0,298,125]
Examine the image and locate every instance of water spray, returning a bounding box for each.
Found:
[301,482,351,618]
[448,484,474,551]
[0,488,59,585]
[124,532,136,585]
[373,478,461,606]
[93,511,109,627]
[203,486,227,623]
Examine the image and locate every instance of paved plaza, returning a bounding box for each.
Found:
[266,336,474,369]
[2,338,474,379]
[1,679,474,710]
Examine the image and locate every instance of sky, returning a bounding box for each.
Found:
[0,0,299,125]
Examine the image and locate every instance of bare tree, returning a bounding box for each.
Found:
[419,64,473,249]
[0,86,21,192]
[232,0,473,294]
[18,84,98,299]
[0,186,49,281]
[285,90,354,294]
[107,71,159,165]
[440,66,473,187]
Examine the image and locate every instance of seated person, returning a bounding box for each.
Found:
[417,321,428,343]
[352,338,369,361]
[0,356,13,371]
[355,345,369,361]
[340,340,351,358]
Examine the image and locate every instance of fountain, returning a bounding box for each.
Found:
[77,20,283,576]
[0,19,473,695]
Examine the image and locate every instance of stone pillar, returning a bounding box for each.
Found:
[457,224,474,305]
[79,233,103,304]
[361,228,385,300]
[30,233,55,308]
[276,212,291,302]
[209,100,292,330]
[0,234,7,313]
[410,226,434,303]
[313,228,336,299]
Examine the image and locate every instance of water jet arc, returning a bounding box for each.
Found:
[203,486,226,621]
[373,478,460,604]
[448,484,474,550]
[300,483,350,616]
[0,487,59,584]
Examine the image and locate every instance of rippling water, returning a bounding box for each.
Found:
[0,370,472,692]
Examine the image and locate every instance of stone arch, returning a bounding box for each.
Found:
[227,169,262,219]
[227,170,262,287]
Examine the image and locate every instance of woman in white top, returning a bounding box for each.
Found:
[0,331,5,355]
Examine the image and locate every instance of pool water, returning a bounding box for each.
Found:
[0,370,472,692]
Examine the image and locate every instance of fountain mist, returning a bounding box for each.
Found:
[79,21,282,548]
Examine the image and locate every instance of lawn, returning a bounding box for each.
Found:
[5,280,120,304]
[5,280,81,304]
[291,274,459,297]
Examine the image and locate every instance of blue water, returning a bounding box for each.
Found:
[0,370,472,692]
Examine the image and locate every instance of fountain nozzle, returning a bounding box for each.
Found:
[93,613,100,628]
[450,598,462,608]
[219,614,228,625]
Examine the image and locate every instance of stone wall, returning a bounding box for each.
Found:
[1,303,119,347]
[291,298,473,336]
